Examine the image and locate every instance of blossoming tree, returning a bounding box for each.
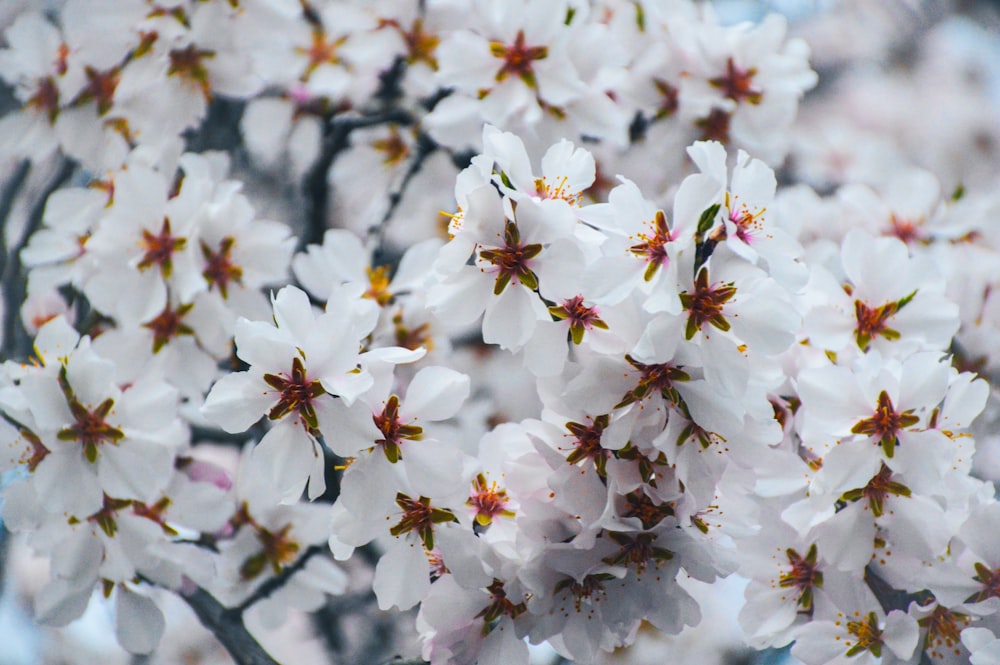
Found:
[1,1,1000,664]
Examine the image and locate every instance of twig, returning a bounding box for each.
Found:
[181,586,281,665]
[301,109,417,250]
[1,158,75,360]
[0,160,29,237]
[367,131,438,265]
[236,544,325,613]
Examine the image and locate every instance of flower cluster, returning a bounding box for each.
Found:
[1,2,1000,665]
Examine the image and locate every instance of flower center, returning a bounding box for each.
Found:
[851,392,919,458]
[844,612,884,658]
[389,493,458,550]
[372,395,423,463]
[968,562,1000,604]
[841,463,912,516]
[629,210,673,281]
[919,604,969,660]
[138,218,186,277]
[240,522,300,580]
[27,77,60,123]
[679,267,737,340]
[623,490,675,529]
[263,356,327,431]
[697,108,732,142]
[548,295,608,344]
[478,220,542,295]
[778,543,823,613]
[617,354,691,408]
[201,237,243,298]
[709,57,762,104]
[78,66,120,116]
[565,415,611,476]
[602,531,673,575]
[56,369,124,464]
[467,473,514,527]
[490,30,548,88]
[167,44,215,98]
[143,302,194,353]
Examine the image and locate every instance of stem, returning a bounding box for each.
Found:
[368,131,438,265]
[181,586,280,665]
[0,158,75,361]
[236,544,325,613]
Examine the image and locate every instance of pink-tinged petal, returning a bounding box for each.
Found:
[404,367,470,422]
[116,588,165,655]
[373,541,431,611]
[202,371,274,434]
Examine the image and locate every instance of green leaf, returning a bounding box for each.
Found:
[696,203,721,237]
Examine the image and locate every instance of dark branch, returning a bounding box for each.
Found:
[1,158,75,360]
[369,131,438,265]
[236,544,326,614]
[0,160,29,236]
[181,586,280,665]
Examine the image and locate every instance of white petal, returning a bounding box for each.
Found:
[116,587,165,655]
[404,366,470,422]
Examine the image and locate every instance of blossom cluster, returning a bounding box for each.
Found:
[1,1,1000,665]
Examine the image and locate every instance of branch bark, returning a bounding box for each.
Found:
[182,586,281,665]
[1,158,75,360]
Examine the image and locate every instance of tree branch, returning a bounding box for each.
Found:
[368,131,438,265]
[236,544,325,614]
[1,158,75,360]
[181,586,280,665]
